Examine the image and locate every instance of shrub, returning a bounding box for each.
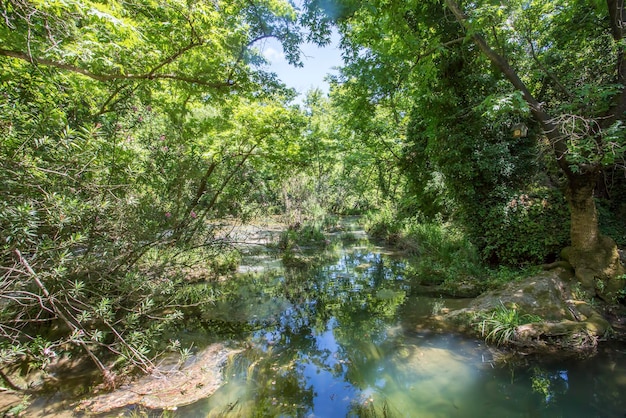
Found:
[479,188,570,266]
[363,204,403,242]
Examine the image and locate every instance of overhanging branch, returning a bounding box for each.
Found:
[0,48,235,89]
[444,0,573,176]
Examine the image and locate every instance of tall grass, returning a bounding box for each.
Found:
[365,209,485,286]
[365,208,538,291]
[477,302,541,346]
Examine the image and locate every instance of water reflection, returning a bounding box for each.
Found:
[175,239,626,418]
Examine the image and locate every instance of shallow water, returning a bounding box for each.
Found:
[172,237,626,418]
[22,226,626,417]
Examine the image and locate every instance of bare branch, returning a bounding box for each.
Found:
[14,249,111,380]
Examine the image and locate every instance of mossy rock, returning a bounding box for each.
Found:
[443,266,610,356]
[561,236,626,301]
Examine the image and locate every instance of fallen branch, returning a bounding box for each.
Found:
[13,249,114,386]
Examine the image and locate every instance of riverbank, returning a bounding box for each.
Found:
[3,217,626,416]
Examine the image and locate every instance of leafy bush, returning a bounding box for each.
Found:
[0,65,251,384]
[365,207,487,286]
[403,219,476,260]
[403,46,566,267]
[479,188,570,266]
[404,220,487,287]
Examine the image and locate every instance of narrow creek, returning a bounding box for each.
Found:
[170,223,626,417]
[25,222,626,417]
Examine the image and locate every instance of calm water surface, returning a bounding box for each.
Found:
[171,232,626,418]
[24,226,626,417]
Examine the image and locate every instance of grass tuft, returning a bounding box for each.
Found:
[476,301,541,346]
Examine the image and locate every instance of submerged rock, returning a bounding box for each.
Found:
[78,343,242,414]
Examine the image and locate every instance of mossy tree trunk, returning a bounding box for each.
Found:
[562,171,625,300]
[444,0,626,300]
[568,173,600,253]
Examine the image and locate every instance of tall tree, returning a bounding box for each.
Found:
[307,0,626,299]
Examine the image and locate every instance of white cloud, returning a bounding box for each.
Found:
[262,46,285,62]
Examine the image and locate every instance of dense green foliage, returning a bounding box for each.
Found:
[2,0,626,389]
[0,0,323,381]
[364,209,539,293]
[319,0,626,271]
[0,0,406,381]
[404,53,571,265]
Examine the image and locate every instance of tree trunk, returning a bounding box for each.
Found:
[562,171,625,300]
[567,172,600,252]
[443,0,626,300]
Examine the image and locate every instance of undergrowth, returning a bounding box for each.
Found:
[364,209,538,291]
[475,302,542,346]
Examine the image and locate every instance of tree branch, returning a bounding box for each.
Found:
[444,0,573,176]
[0,48,234,89]
[182,144,260,243]
[14,249,111,381]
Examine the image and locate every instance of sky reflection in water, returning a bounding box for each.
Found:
[178,240,626,418]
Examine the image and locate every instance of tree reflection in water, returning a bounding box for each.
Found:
[176,240,626,417]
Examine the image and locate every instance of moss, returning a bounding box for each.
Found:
[443,270,611,357]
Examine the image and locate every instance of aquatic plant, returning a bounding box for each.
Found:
[530,367,552,402]
[530,366,570,405]
[348,398,395,418]
[477,302,542,346]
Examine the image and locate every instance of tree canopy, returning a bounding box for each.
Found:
[2,0,626,387]
[316,0,626,297]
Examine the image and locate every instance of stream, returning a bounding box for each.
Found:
[172,223,626,418]
[23,221,626,417]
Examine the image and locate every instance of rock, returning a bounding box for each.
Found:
[460,268,574,320]
[78,343,242,414]
[442,266,610,355]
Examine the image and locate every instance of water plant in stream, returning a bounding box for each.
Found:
[476,301,542,346]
